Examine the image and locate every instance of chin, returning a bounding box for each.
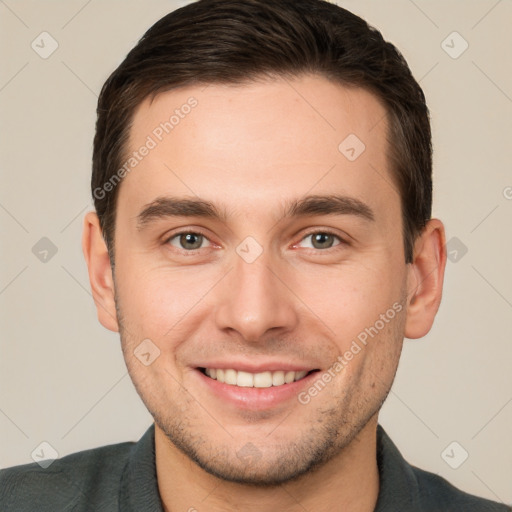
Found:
[169,440,328,488]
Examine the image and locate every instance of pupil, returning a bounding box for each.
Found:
[181,233,202,249]
[313,233,332,249]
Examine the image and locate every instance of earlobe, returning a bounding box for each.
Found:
[82,211,119,332]
[404,218,447,339]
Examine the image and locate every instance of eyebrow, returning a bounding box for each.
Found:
[136,194,375,230]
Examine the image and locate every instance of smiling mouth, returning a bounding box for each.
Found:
[198,368,319,388]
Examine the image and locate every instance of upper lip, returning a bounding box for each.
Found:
[195,360,319,373]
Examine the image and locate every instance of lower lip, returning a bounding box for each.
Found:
[194,369,321,411]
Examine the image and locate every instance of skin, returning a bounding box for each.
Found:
[83,74,446,511]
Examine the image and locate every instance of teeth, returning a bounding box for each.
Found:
[237,371,254,387]
[203,368,309,387]
[224,369,237,385]
[272,371,285,386]
[284,371,295,384]
[254,371,272,388]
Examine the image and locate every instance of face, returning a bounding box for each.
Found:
[109,75,411,485]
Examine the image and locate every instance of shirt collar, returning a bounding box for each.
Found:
[119,424,164,512]
[119,423,418,511]
[374,424,421,511]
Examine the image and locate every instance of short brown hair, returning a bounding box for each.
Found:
[92,0,432,264]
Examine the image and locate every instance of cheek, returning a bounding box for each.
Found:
[114,260,218,340]
[303,261,403,332]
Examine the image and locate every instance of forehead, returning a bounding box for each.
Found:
[119,74,398,225]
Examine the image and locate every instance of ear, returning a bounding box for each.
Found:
[404,218,447,339]
[82,211,119,332]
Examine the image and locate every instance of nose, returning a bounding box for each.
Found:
[214,246,299,343]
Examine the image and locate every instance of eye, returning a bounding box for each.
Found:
[298,231,344,250]
[166,231,211,251]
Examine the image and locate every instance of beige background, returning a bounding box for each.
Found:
[1,0,511,506]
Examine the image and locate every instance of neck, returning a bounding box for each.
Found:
[155,416,380,512]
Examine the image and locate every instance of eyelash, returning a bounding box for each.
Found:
[164,228,348,253]
[296,229,347,251]
[164,229,213,253]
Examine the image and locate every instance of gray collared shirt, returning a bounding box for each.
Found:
[1,424,509,511]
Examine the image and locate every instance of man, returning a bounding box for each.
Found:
[1,0,509,510]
